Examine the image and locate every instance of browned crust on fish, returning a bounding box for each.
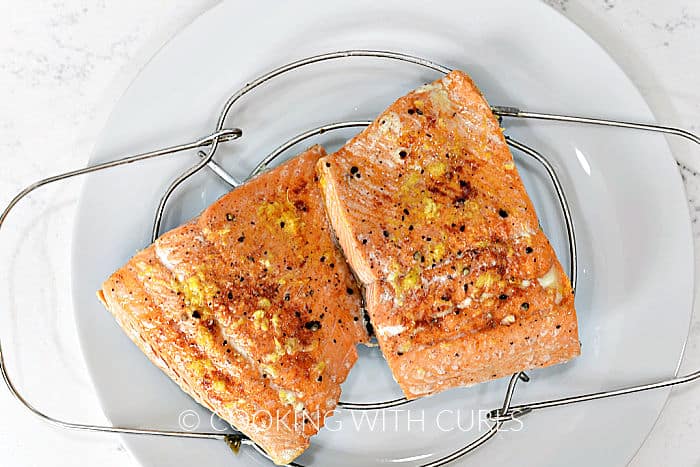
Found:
[317,71,580,399]
[99,146,367,464]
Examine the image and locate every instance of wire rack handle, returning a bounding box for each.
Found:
[484,106,700,424]
[0,129,244,444]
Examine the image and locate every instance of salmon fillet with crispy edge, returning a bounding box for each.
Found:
[317,71,580,399]
[98,146,368,465]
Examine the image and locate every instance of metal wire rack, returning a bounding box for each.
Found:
[1,50,699,466]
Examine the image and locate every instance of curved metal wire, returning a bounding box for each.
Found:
[250,121,374,179]
[0,129,243,443]
[492,106,700,146]
[251,373,528,467]
[484,106,700,422]
[504,136,578,290]
[151,50,452,241]
[490,366,700,423]
[1,50,699,467]
[420,372,527,467]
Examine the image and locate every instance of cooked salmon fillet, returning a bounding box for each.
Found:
[317,71,580,399]
[98,146,368,465]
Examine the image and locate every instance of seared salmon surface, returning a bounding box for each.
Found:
[98,146,368,465]
[317,71,580,399]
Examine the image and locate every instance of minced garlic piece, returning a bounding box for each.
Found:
[537,266,559,289]
[195,327,215,349]
[474,270,500,289]
[188,359,214,378]
[271,313,281,332]
[260,364,278,379]
[501,314,516,325]
[426,243,446,264]
[252,309,269,331]
[388,266,422,301]
[423,197,439,218]
[278,390,304,412]
[178,272,218,308]
[212,380,227,392]
[258,201,302,235]
[427,161,447,178]
[285,337,300,355]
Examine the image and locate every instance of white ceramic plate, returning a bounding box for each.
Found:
[71,1,694,466]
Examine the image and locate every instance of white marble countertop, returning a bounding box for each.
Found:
[0,1,698,466]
